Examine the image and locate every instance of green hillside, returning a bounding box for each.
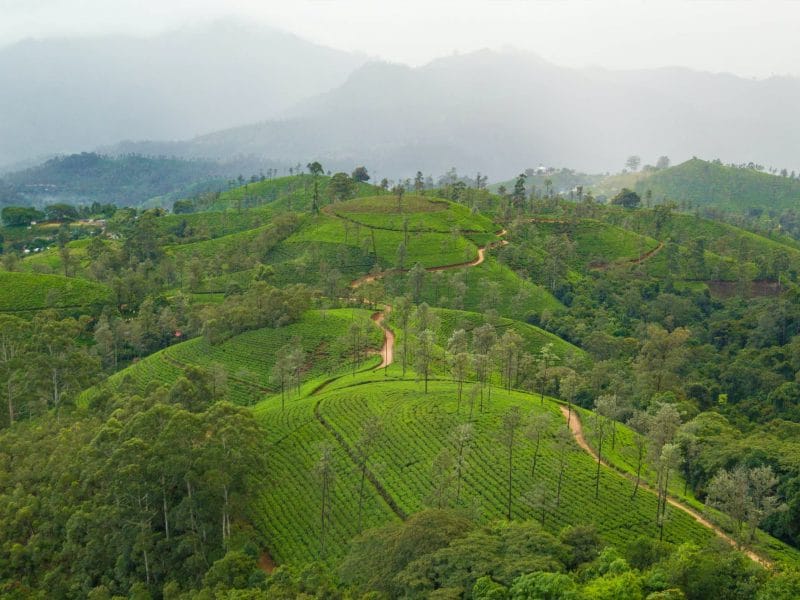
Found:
[329,194,496,235]
[252,377,717,564]
[603,207,800,280]
[522,219,660,270]
[81,308,382,406]
[0,271,112,312]
[633,158,800,213]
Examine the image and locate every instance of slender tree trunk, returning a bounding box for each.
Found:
[531,434,541,479]
[632,445,643,498]
[660,469,672,524]
[357,464,367,530]
[655,468,663,522]
[595,437,603,499]
[507,441,514,520]
[320,479,328,557]
[143,545,150,585]
[222,485,229,541]
[187,480,197,535]
[7,380,14,426]
[162,477,170,541]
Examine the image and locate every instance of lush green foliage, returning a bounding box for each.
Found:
[0,152,233,207]
[0,271,112,312]
[633,158,800,213]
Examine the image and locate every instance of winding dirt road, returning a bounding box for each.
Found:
[558,405,770,567]
[349,229,508,288]
[371,306,394,369]
[350,229,507,371]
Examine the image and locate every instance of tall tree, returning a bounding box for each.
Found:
[329,172,355,203]
[499,406,523,519]
[525,412,550,481]
[537,344,559,404]
[352,166,370,183]
[656,443,681,540]
[413,330,436,393]
[451,423,475,504]
[409,262,426,303]
[315,442,336,558]
[626,410,650,498]
[498,330,524,391]
[393,296,412,376]
[355,417,383,530]
[0,314,28,426]
[591,398,610,500]
[447,329,470,411]
[554,426,572,508]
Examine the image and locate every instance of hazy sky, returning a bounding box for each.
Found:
[1,0,799,78]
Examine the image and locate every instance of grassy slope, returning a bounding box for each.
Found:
[383,257,563,320]
[526,219,660,270]
[251,375,719,564]
[0,270,112,312]
[432,308,584,361]
[604,208,800,280]
[79,309,382,406]
[330,195,497,234]
[286,215,479,269]
[633,158,800,213]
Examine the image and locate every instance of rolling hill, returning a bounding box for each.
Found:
[632,158,800,213]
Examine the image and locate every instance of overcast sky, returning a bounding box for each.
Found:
[1,0,799,78]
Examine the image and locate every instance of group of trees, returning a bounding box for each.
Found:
[337,509,788,600]
[0,311,99,428]
[0,366,268,598]
[391,300,563,402]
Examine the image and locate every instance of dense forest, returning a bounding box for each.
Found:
[2,165,800,599]
[0,153,288,209]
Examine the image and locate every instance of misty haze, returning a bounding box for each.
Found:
[2,2,800,599]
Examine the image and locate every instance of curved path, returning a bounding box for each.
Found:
[262,228,508,571]
[349,229,507,288]
[590,241,665,271]
[371,305,394,369]
[559,406,770,567]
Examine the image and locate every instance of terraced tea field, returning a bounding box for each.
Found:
[250,377,718,564]
[0,271,113,312]
[80,309,383,406]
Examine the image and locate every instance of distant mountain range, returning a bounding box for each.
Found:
[2,24,799,182]
[102,50,800,180]
[0,21,365,169]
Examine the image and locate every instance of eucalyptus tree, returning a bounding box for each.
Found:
[499,406,524,519]
[315,441,337,558]
[355,417,383,529]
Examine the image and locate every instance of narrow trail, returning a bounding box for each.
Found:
[630,241,664,265]
[262,227,510,568]
[371,305,394,369]
[348,228,508,288]
[558,406,771,567]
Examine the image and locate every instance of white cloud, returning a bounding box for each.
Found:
[0,0,798,78]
